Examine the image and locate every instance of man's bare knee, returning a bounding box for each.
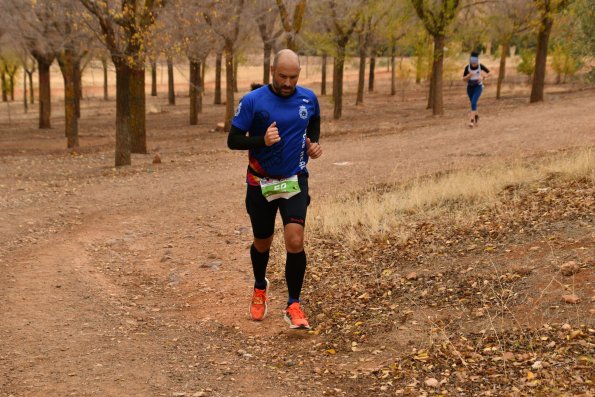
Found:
[284,224,304,253]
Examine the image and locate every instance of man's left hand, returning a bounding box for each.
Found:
[306,138,322,159]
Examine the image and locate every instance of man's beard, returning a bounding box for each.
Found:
[273,80,295,97]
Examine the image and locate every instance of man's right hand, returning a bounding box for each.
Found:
[264,122,281,146]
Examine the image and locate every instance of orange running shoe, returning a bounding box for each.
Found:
[284,302,311,330]
[249,278,269,321]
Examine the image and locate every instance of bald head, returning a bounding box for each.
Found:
[270,49,301,97]
[273,49,301,69]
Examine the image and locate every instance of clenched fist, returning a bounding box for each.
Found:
[264,122,281,146]
[306,138,322,159]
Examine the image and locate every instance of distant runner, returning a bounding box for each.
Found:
[227,49,322,330]
[463,51,490,128]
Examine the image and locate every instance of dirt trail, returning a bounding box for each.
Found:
[1,88,594,396]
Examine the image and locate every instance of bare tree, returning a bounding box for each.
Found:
[4,63,18,101]
[2,1,61,128]
[0,49,19,102]
[276,0,307,50]
[355,1,389,105]
[16,49,37,105]
[301,10,333,96]
[487,0,534,99]
[204,0,245,131]
[317,0,363,119]
[530,0,572,103]
[164,1,213,125]
[253,0,282,84]
[382,1,412,97]
[410,0,461,116]
[79,0,167,166]
[147,4,180,107]
[50,0,94,148]
[355,16,371,105]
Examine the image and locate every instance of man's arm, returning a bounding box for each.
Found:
[306,115,320,143]
[227,125,266,150]
[306,114,322,159]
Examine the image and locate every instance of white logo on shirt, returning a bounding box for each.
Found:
[235,102,242,117]
[299,105,308,119]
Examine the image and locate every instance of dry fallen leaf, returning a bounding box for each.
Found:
[560,260,579,276]
[561,294,580,304]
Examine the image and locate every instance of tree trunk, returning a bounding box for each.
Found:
[233,57,239,93]
[278,0,306,52]
[167,57,175,105]
[427,69,434,109]
[356,45,366,105]
[333,49,346,120]
[150,61,157,96]
[530,15,553,103]
[332,57,336,98]
[130,67,147,154]
[287,36,296,51]
[415,55,423,84]
[201,62,206,95]
[27,71,34,104]
[368,51,376,92]
[321,54,327,96]
[8,70,15,101]
[189,59,202,125]
[198,62,203,114]
[263,43,272,84]
[391,50,396,96]
[214,52,222,105]
[224,46,235,131]
[429,34,444,115]
[102,57,109,100]
[58,49,79,148]
[0,70,6,102]
[36,56,53,129]
[23,69,28,112]
[496,42,509,100]
[73,58,81,119]
[114,62,132,166]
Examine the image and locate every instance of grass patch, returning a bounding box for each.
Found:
[311,147,593,241]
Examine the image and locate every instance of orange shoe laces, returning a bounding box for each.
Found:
[287,303,305,319]
[252,288,266,305]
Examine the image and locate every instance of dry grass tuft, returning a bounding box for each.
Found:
[311,148,593,241]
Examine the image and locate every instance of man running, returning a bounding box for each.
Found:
[227,49,322,330]
[463,51,490,127]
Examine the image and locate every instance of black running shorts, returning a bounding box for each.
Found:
[245,174,310,239]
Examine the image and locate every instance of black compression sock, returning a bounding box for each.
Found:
[285,251,307,305]
[250,244,269,290]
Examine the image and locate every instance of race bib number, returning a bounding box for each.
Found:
[260,175,300,202]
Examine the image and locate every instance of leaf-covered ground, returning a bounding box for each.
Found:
[263,175,594,396]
